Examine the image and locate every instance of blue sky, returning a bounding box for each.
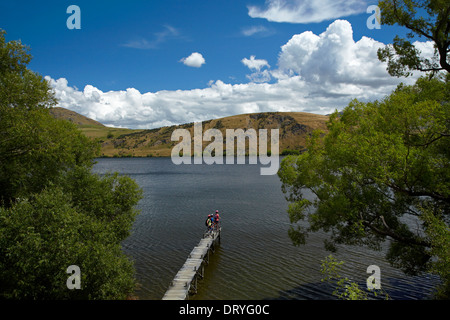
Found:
[0,0,432,128]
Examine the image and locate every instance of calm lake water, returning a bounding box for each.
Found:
[93,157,440,300]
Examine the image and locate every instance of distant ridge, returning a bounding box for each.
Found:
[50,107,329,157]
[49,107,105,127]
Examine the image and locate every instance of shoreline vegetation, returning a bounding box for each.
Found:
[95,149,303,158]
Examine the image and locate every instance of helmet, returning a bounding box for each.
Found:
[215,210,219,213]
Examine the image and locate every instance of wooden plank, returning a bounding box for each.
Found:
[199,237,213,245]
[182,258,204,269]
[162,290,188,300]
[189,247,209,259]
[174,271,196,282]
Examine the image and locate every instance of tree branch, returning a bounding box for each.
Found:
[362,216,430,247]
[409,133,450,148]
[417,65,444,72]
[392,0,435,41]
[388,182,450,203]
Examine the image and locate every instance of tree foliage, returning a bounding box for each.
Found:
[0,183,141,299]
[420,204,450,299]
[278,76,449,297]
[0,29,143,299]
[0,30,99,204]
[377,0,450,77]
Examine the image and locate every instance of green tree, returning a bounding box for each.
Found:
[0,184,141,299]
[377,0,450,77]
[420,204,450,299]
[278,76,449,297]
[0,29,143,299]
[0,29,98,204]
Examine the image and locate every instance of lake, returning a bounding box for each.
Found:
[92,157,440,300]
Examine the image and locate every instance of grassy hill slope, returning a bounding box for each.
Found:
[50,107,329,157]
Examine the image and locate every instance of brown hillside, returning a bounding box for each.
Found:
[49,107,105,127]
[49,107,329,157]
[99,112,329,157]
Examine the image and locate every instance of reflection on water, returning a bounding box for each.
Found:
[93,157,440,300]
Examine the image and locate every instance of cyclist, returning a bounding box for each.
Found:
[213,210,220,230]
[205,214,213,232]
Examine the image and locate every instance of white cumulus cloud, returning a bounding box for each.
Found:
[48,20,431,130]
[180,52,206,68]
[242,55,270,71]
[276,20,401,93]
[242,55,272,83]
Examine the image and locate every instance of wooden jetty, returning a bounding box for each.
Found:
[162,227,221,300]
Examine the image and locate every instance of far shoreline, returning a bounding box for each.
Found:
[96,149,302,159]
